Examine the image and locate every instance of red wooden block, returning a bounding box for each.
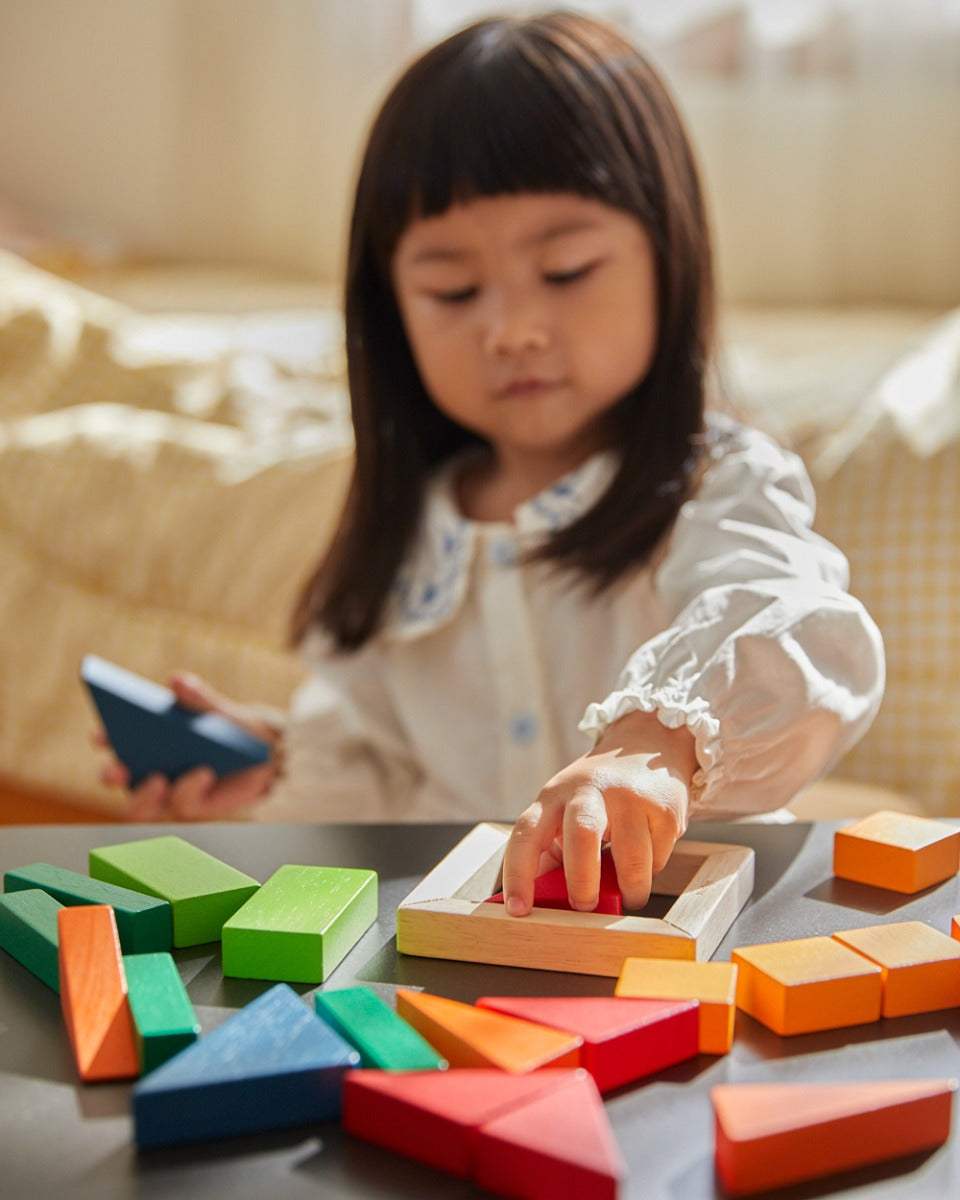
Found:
[476,994,699,1093]
[474,1069,626,1200]
[712,1078,956,1196]
[342,1068,583,1177]
[487,846,622,914]
[58,904,139,1082]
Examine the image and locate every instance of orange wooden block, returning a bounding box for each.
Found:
[731,936,882,1036]
[953,915,960,942]
[58,904,139,1082]
[394,989,581,1073]
[833,810,960,894]
[474,1069,626,1200]
[833,921,960,1017]
[615,957,737,1054]
[712,1078,956,1196]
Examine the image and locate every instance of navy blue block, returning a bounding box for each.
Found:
[81,655,270,787]
[132,983,360,1148]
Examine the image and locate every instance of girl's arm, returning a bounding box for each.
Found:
[503,423,885,915]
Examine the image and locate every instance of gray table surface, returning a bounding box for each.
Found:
[2,820,960,1200]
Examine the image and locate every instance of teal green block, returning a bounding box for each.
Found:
[123,952,200,1073]
[4,862,171,953]
[315,986,447,1070]
[89,836,259,947]
[221,864,377,983]
[0,888,63,991]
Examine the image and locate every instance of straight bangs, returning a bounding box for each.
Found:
[361,19,660,275]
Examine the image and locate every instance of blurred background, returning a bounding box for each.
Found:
[1,0,958,822]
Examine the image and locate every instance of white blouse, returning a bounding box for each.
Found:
[258,420,885,824]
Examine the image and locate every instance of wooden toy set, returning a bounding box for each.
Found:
[1,809,960,1198]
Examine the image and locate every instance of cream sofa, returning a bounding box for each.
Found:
[1,249,958,819]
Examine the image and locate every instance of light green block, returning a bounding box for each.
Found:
[4,862,171,953]
[0,888,63,992]
[89,836,259,947]
[315,986,446,1070]
[221,865,377,983]
[123,952,200,1073]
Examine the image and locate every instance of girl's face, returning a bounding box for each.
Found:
[391,192,658,484]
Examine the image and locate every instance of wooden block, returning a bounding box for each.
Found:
[89,835,259,947]
[132,982,360,1148]
[615,957,737,1054]
[5,862,171,952]
[833,809,960,894]
[712,1078,957,1196]
[731,936,883,1036]
[476,994,698,1093]
[0,888,63,992]
[832,921,960,1017]
[314,986,447,1071]
[395,989,581,1072]
[221,864,376,983]
[474,1068,626,1200]
[343,1068,578,1176]
[486,846,622,914]
[953,915,960,942]
[58,905,139,1081]
[397,823,754,975]
[81,654,270,787]
[123,952,200,1073]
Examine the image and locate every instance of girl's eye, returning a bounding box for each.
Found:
[543,263,596,286]
[432,285,478,304]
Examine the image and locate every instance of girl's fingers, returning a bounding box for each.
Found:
[123,775,169,822]
[608,801,655,910]
[561,785,609,911]
[169,765,272,821]
[502,802,559,917]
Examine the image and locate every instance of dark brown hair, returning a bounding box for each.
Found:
[291,11,715,648]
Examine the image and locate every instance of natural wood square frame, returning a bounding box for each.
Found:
[397,823,755,976]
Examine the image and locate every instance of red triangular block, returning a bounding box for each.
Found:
[342,1068,584,1177]
[474,1069,626,1200]
[487,847,622,914]
[476,994,699,1092]
[712,1078,956,1196]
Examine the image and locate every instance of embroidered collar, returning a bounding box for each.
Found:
[383,451,619,641]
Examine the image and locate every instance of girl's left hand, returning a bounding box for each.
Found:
[500,710,697,916]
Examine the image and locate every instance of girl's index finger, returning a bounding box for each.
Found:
[501,803,557,917]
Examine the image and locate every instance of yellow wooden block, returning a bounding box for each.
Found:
[832,921,960,1017]
[833,810,960,894]
[731,937,882,1036]
[615,957,737,1054]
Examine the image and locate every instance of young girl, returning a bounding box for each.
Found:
[101,12,884,918]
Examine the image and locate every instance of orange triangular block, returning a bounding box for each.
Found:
[476,994,698,1092]
[58,905,139,1081]
[712,1078,957,1196]
[474,1069,626,1200]
[343,1068,581,1177]
[395,989,581,1072]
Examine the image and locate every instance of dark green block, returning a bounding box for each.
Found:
[0,888,63,991]
[222,865,377,983]
[4,862,171,953]
[89,836,259,947]
[123,952,200,1073]
[315,986,446,1070]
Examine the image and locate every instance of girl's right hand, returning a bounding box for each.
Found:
[94,671,281,822]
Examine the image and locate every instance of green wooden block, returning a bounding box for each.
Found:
[0,888,63,992]
[123,952,201,1073]
[221,865,377,984]
[315,986,447,1071]
[88,836,259,947]
[4,862,172,953]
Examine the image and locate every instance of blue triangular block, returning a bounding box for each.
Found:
[132,983,360,1148]
[82,655,269,786]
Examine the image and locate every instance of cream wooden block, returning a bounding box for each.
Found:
[397,824,755,977]
[832,921,960,1017]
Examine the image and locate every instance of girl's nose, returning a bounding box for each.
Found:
[482,298,550,357]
